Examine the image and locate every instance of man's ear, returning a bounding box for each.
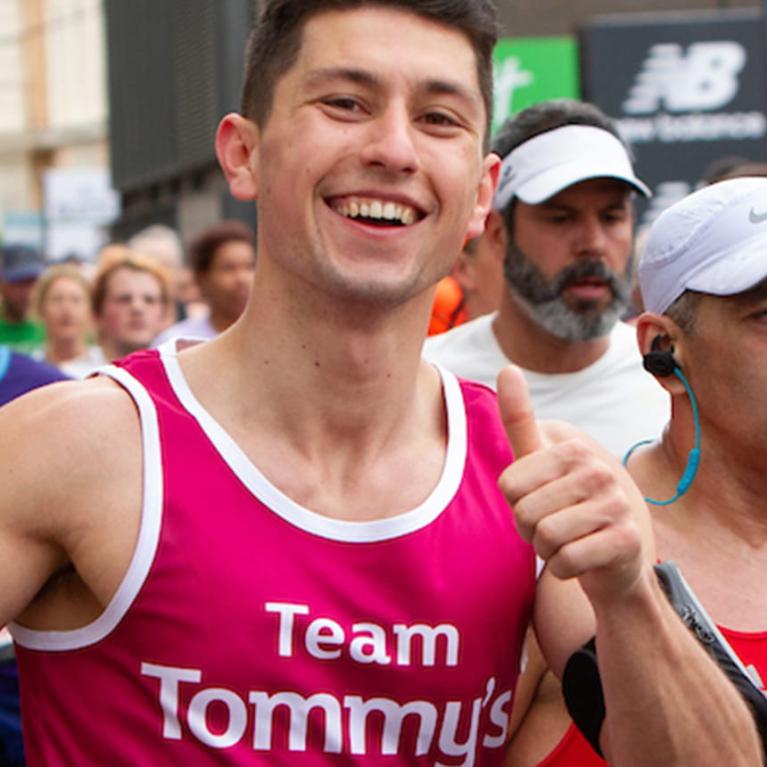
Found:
[215,113,259,201]
[635,312,686,394]
[466,153,501,240]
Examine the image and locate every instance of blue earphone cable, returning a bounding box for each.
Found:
[622,367,701,506]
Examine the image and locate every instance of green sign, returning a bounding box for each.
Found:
[492,37,580,135]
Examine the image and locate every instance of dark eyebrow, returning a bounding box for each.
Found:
[540,194,631,213]
[303,67,381,90]
[303,68,480,110]
[421,78,479,108]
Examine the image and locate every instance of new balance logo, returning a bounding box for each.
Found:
[624,42,746,114]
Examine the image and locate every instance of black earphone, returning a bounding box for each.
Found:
[623,336,701,506]
[642,335,679,377]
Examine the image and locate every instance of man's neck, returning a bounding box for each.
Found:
[208,308,236,335]
[631,417,767,629]
[636,412,767,546]
[492,291,611,374]
[177,284,445,521]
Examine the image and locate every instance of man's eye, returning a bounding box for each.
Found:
[423,112,459,127]
[324,97,361,111]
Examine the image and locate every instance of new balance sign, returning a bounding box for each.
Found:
[580,10,767,226]
[624,42,745,114]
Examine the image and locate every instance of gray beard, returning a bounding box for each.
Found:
[503,240,633,342]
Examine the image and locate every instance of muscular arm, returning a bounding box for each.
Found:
[0,379,142,631]
[498,366,760,767]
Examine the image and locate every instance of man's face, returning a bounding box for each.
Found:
[246,6,495,309]
[0,278,37,322]
[505,178,635,341]
[198,240,256,323]
[679,281,767,451]
[97,267,167,356]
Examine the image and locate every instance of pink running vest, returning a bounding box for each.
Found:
[12,344,535,766]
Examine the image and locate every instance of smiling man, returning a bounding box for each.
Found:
[425,100,669,457]
[0,3,758,766]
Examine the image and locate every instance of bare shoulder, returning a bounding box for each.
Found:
[0,376,144,626]
[0,376,142,537]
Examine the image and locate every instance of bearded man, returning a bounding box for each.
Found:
[424,99,668,456]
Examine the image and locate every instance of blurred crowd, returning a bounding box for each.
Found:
[0,220,257,389]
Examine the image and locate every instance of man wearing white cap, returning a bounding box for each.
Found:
[424,100,668,458]
[506,176,767,766]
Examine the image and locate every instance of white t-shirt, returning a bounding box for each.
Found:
[32,345,106,380]
[423,313,669,458]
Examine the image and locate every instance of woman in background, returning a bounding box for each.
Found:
[34,264,104,378]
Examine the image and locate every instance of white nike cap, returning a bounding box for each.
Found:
[639,176,767,315]
[492,124,651,210]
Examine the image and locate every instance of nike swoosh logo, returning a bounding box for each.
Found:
[749,208,767,224]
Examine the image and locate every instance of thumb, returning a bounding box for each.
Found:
[497,365,542,459]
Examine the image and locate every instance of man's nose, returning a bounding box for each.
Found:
[574,216,608,257]
[359,105,419,174]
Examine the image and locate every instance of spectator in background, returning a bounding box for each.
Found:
[424,100,669,458]
[96,241,132,267]
[0,245,46,355]
[128,224,196,323]
[428,230,504,336]
[427,275,466,335]
[154,220,256,344]
[92,252,170,361]
[33,264,103,379]
[453,227,505,321]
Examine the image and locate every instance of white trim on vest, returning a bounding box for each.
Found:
[160,340,468,543]
[9,364,164,651]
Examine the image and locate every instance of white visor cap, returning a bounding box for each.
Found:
[639,177,767,315]
[493,125,651,210]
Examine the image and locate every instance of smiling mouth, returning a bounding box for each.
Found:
[328,196,424,227]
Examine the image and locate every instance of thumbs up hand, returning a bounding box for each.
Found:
[497,365,650,606]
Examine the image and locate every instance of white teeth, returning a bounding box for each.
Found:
[333,197,419,225]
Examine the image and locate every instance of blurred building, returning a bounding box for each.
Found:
[495,0,759,35]
[0,0,115,257]
[105,0,256,243]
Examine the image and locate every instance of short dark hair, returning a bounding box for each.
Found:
[492,100,632,234]
[187,220,256,275]
[240,0,497,141]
